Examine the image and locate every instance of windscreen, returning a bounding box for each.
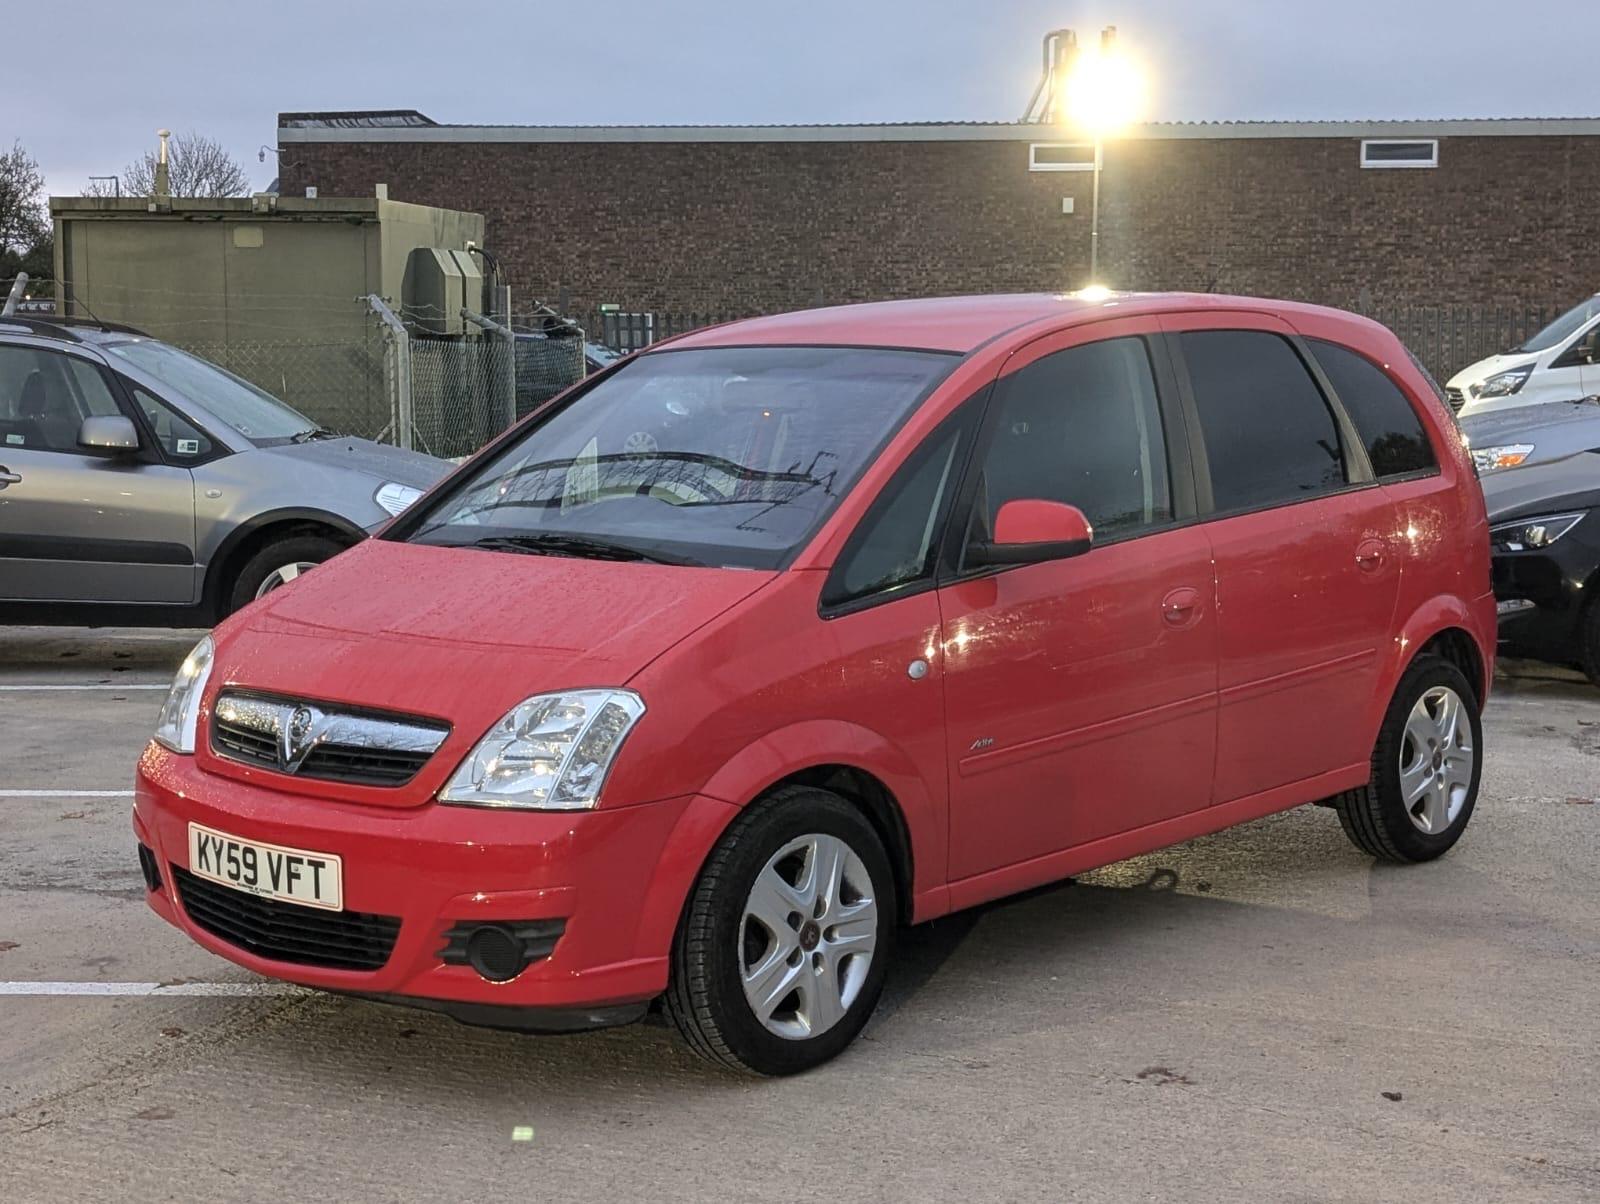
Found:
[103,338,316,443]
[403,345,954,568]
[1517,295,1600,354]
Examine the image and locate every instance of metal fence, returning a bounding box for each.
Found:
[1355,301,1561,383]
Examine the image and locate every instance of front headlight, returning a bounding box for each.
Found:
[439,689,646,810]
[374,481,425,517]
[1490,512,1586,553]
[1471,366,1534,399]
[152,635,215,754]
[1470,443,1535,472]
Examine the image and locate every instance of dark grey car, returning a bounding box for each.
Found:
[1460,396,1600,475]
[0,317,449,626]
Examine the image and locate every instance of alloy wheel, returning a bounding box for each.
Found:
[1398,685,1475,835]
[255,561,318,599]
[739,832,879,1040]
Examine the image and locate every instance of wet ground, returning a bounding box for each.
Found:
[2,626,1597,1202]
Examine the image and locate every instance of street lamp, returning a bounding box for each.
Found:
[1060,27,1144,286]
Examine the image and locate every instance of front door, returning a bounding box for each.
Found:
[938,323,1219,884]
[0,344,197,604]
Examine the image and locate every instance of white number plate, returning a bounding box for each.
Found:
[187,822,343,911]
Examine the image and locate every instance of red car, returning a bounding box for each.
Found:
[135,293,1495,1075]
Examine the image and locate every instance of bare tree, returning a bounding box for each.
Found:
[0,141,52,279]
[1,142,48,256]
[97,131,253,199]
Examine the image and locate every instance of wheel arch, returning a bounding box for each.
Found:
[1367,597,1494,750]
[697,720,947,925]
[202,508,366,619]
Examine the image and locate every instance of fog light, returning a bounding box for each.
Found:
[1496,598,1536,617]
[438,919,566,983]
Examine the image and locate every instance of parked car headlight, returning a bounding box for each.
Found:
[1490,512,1586,553]
[1470,443,1535,472]
[1471,366,1534,399]
[439,689,646,810]
[152,635,215,755]
[374,482,425,517]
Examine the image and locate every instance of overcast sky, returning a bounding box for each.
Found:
[11,0,1595,197]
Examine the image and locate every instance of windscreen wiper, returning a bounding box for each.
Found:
[468,533,704,567]
[290,426,341,443]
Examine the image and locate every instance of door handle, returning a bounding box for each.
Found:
[1161,587,1203,627]
[1355,539,1386,572]
[0,467,20,488]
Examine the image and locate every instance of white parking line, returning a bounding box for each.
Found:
[0,981,306,997]
[0,790,133,798]
[0,683,168,691]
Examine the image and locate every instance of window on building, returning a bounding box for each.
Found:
[965,337,1173,553]
[1360,139,1438,169]
[1028,142,1097,172]
[1180,330,1347,512]
[1308,340,1437,479]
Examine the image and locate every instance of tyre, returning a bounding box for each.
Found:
[1580,599,1600,689]
[1333,654,1483,863]
[665,785,896,1076]
[226,534,346,615]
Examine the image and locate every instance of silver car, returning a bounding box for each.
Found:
[0,317,449,626]
[1461,396,1600,475]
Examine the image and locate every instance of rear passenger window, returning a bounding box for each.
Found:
[970,337,1173,544]
[1308,340,1437,478]
[1181,331,1346,512]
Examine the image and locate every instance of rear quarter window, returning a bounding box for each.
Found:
[1308,340,1438,478]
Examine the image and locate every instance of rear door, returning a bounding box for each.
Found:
[1164,316,1400,804]
[0,342,198,604]
[937,320,1220,882]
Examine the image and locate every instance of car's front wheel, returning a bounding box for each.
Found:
[1334,654,1483,862]
[666,785,895,1075]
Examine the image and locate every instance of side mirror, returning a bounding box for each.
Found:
[78,415,140,455]
[967,499,1094,567]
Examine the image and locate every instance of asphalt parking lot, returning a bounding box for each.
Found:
[2,627,1598,1203]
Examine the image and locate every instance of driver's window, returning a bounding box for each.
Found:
[0,347,121,454]
[967,337,1173,550]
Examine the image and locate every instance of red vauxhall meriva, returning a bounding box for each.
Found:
[135,293,1495,1075]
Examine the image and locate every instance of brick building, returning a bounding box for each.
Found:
[277,112,1600,321]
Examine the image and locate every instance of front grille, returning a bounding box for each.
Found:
[172,866,401,971]
[1445,386,1465,411]
[210,691,449,787]
[212,716,278,769]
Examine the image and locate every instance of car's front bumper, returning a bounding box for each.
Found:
[1491,536,1597,666]
[133,743,735,1029]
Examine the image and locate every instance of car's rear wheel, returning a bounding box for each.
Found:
[665,785,895,1076]
[227,534,346,615]
[1333,654,1482,862]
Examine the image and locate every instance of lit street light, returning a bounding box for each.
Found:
[1060,27,1145,286]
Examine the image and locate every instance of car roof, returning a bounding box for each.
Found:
[661,292,1383,355]
[0,315,149,344]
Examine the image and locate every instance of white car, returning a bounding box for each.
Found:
[1449,294,1600,418]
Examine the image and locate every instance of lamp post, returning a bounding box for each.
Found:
[1060,26,1143,288]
